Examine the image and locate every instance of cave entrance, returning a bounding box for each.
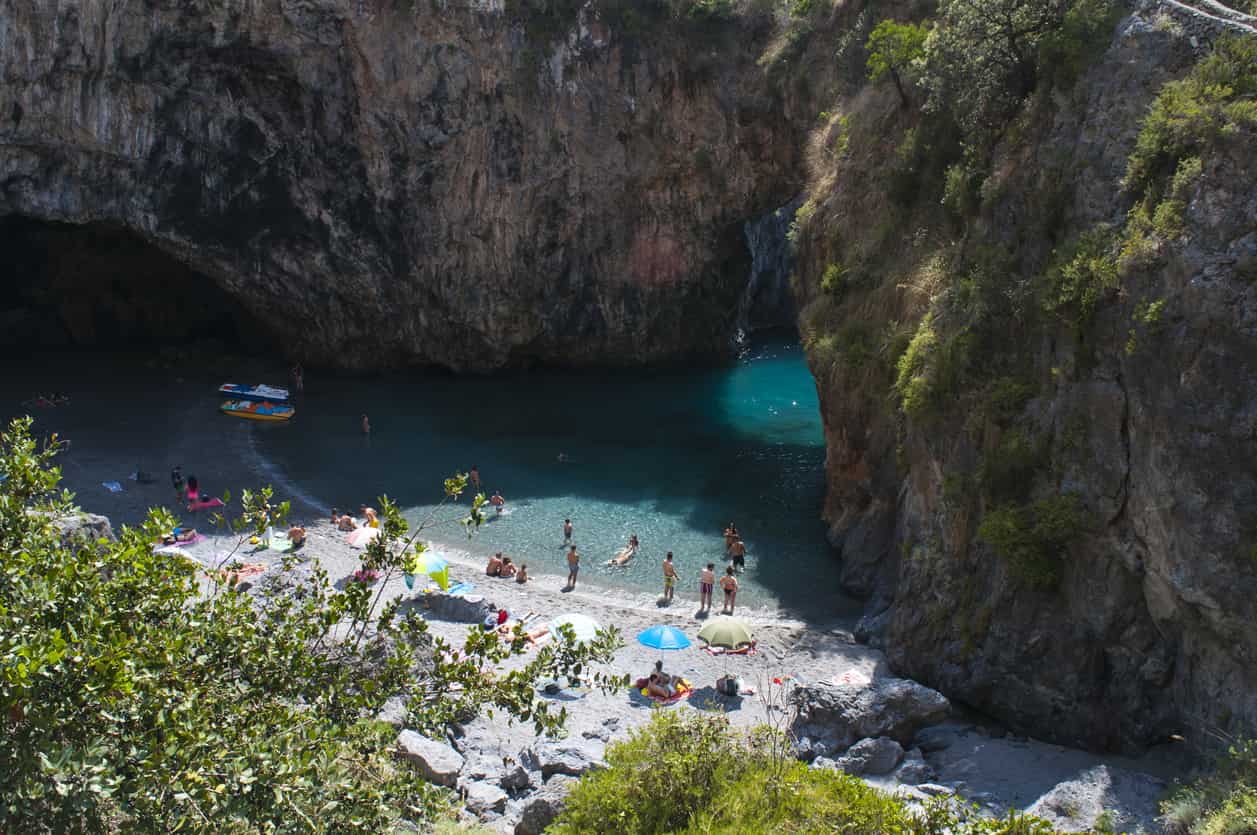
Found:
[0,216,271,354]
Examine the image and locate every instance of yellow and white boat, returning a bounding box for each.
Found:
[220,399,295,422]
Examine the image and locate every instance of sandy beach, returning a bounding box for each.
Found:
[12,372,1188,834]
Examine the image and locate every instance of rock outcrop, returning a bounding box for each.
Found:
[794,0,1257,751]
[0,0,805,370]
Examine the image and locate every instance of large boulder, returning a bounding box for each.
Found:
[526,740,606,779]
[463,780,508,816]
[46,511,113,548]
[396,730,464,788]
[892,747,935,785]
[515,775,578,835]
[791,678,950,755]
[835,737,904,776]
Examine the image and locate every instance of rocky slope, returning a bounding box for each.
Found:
[0,0,803,369]
[794,0,1257,752]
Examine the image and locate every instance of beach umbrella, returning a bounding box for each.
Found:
[637,625,692,651]
[548,613,601,643]
[697,617,753,649]
[404,551,450,591]
[346,526,380,548]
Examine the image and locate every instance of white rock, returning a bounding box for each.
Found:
[397,730,465,788]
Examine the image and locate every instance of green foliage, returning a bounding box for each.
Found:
[1037,0,1123,89]
[554,711,1061,834]
[866,20,929,105]
[894,313,974,420]
[923,0,1071,138]
[984,376,1036,424]
[1161,739,1257,835]
[1125,37,1257,200]
[787,197,817,243]
[978,493,1084,589]
[821,262,850,295]
[0,417,622,833]
[942,159,985,220]
[1041,224,1120,327]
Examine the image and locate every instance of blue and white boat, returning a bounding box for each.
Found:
[217,382,290,402]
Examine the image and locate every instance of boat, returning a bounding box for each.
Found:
[218,382,290,402]
[220,399,295,422]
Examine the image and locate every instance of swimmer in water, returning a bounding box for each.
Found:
[563,518,573,544]
[361,414,370,435]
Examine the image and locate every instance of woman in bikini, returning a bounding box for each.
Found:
[720,566,739,615]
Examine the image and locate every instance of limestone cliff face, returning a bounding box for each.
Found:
[795,3,1257,751]
[0,0,800,369]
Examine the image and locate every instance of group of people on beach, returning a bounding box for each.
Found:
[485,551,528,584]
[331,505,379,531]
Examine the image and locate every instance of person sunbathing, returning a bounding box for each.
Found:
[288,525,306,548]
[499,557,517,578]
[337,514,359,531]
[160,528,198,545]
[647,660,679,699]
[486,552,504,576]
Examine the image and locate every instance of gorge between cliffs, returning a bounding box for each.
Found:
[3,0,1256,829]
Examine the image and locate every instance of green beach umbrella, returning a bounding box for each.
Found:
[697,617,753,650]
[404,550,450,591]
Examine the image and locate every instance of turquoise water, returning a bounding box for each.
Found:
[254,335,856,619]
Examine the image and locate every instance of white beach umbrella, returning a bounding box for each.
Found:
[548,613,602,643]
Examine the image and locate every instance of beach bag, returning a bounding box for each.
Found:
[719,676,739,697]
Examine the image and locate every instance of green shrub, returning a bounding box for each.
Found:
[942,160,985,220]
[894,313,974,420]
[0,418,620,832]
[985,376,1036,423]
[821,262,850,295]
[554,712,1062,834]
[1162,739,1257,835]
[978,493,1084,588]
[1037,0,1123,89]
[1041,224,1120,327]
[1125,37,1257,199]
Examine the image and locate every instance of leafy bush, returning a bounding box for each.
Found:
[554,712,1062,834]
[1162,739,1257,835]
[1041,224,1120,327]
[821,262,850,295]
[1037,0,1122,89]
[0,418,620,833]
[1124,37,1257,200]
[895,313,974,420]
[978,493,1084,588]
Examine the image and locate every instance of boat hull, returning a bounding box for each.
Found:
[218,383,290,402]
[220,400,295,422]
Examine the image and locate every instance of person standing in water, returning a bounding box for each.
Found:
[291,363,304,394]
[171,465,185,504]
[470,465,481,492]
[730,538,747,572]
[361,414,370,435]
[662,552,677,604]
[699,562,715,613]
[720,566,739,615]
[566,545,580,590]
[724,522,738,553]
[563,518,574,544]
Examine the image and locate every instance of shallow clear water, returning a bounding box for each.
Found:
[254,334,855,619]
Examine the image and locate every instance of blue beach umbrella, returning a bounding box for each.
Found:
[404,551,450,591]
[637,625,692,651]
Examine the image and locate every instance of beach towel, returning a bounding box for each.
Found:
[102,481,123,493]
[154,533,206,549]
[446,582,475,596]
[188,497,225,511]
[210,563,267,583]
[702,644,756,656]
[267,534,293,553]
[638,678,694,704]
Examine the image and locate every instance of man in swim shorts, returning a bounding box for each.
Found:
[171,465,185,503]
[566,545,579,590]
[662,552,677,603]
[700,563,715,613]
[730,538,747,571]
[563,518,573,544]
[469,465,481,492]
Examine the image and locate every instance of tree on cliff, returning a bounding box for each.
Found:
[0,417,622,833]
[866,20,930,108]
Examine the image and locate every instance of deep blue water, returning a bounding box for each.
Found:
[254,335,855,619]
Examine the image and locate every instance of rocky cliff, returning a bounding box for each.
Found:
[0,0,803,369]
[794,0,1257,751]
